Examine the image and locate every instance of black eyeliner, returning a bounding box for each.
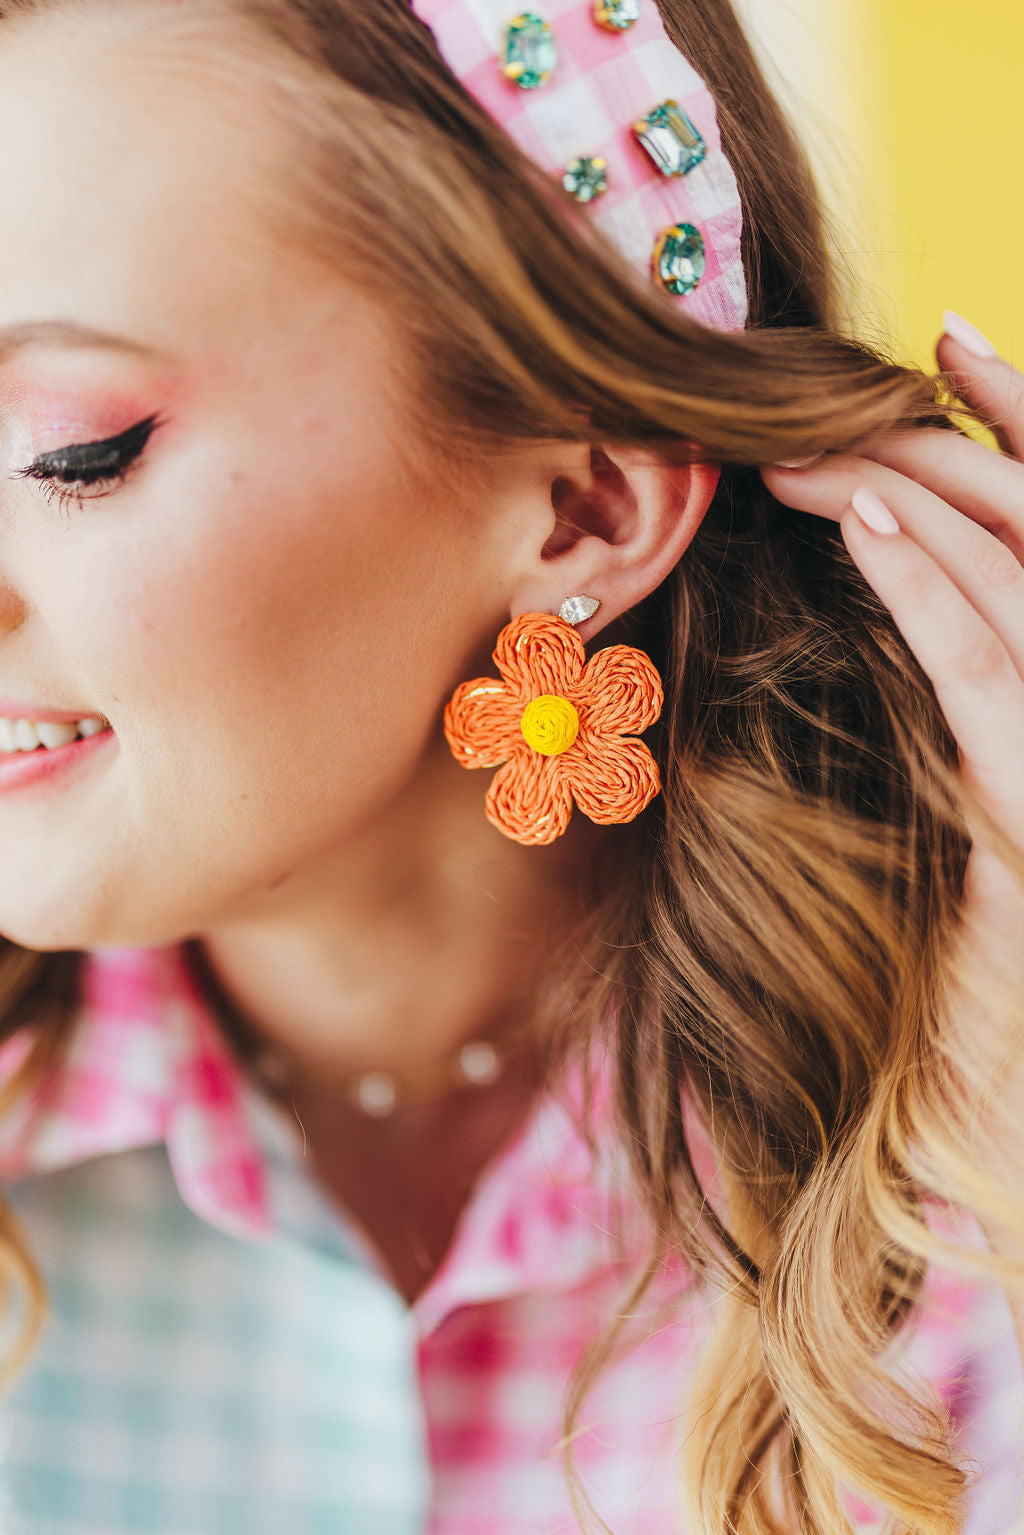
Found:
[13,412,163,485]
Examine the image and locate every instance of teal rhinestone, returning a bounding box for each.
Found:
[592,0,640,30]
[562,155,608,203]
[653,223,706,296]
[632,100,707,177]
[501,12,557,89]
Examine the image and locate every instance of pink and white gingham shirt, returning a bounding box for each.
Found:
[0,942,1019,1533]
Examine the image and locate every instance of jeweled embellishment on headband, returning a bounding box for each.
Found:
[632,100,707,176]
[592,0,640,29]
[652,222,705,295]
[563,155,608,203]
[501,12,557,89]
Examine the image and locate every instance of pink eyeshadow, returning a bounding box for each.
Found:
[17,387,156,443]
[0,368,191,448]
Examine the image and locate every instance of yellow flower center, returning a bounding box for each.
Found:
[520,694,580,756]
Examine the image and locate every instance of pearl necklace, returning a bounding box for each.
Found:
[250,1034,506,1118]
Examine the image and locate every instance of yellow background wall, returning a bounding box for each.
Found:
[870,4,1023,371]
[736,1,1022,372]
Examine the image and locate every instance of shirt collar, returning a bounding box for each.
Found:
[0,943,273,1241]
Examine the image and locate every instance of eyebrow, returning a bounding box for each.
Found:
[0,319,167,364]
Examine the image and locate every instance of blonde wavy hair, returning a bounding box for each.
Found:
[0,0,1022,1530]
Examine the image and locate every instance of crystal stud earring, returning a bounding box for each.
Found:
[559,594,601,624]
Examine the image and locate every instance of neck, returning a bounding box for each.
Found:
[183,732,605,1095]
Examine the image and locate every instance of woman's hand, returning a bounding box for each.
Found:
[760,315,1024,1308]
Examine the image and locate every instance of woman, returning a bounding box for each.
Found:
[0,0,1019,1529]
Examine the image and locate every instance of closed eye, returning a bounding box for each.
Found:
[8,412,165,516]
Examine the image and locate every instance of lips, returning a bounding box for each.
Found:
[0,724,116,796]
[0,695,109,725]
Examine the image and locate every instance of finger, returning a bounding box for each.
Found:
[937,313,1024,460]
[761,455,1024,682]
[840,495,1024,846]
[858,427,1024,567]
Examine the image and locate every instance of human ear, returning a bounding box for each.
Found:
[506,443,721,643]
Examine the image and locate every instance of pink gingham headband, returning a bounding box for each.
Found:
[407,1,748,332]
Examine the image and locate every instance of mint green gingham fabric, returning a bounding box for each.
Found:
[0,1108,428,1533]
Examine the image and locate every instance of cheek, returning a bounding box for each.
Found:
[72,444,472,837]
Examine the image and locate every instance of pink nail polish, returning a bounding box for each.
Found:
[850,486,900,536]
[943,310,998,359]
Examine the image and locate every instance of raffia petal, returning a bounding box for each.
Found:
[564,732,661,826]
[484,745,574,846]
[572,643,664,737]
[443,678,521,769]
[493,612,586,699]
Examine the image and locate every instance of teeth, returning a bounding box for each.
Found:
[12,720,39,752]
[0,715,108,754]
[36,721,81,749]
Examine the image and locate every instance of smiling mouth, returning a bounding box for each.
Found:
[0,725,117,796]
[0,716,111,754]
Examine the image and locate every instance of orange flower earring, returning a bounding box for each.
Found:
[442,595,664,847]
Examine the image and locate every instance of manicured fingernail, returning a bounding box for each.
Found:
[851,486,900,536]
[943,310,998,359]
[772,453,824,469]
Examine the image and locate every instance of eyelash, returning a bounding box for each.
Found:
[9,412,165,517]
